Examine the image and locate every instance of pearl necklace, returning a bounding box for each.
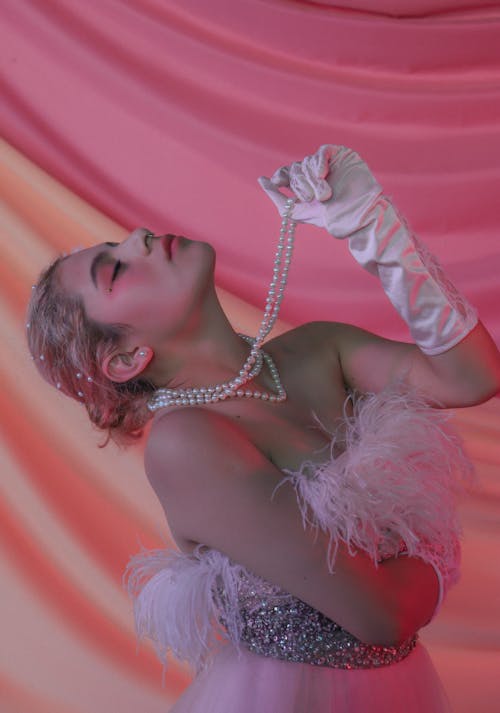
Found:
[148,197,296,411]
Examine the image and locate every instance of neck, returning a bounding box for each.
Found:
[147,285,276,394]
[147,195,296,404]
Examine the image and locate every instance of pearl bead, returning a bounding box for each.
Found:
[147,198,295,413]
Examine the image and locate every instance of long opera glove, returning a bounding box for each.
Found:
[258,145,478,355]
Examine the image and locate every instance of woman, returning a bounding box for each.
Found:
[27,145,499,712]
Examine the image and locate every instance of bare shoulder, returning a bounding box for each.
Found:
[145,406,263,494]
[275,320,339,352]
[278,321,414,393]
[288,320,374,349]
[144,403,297,554]
[276,320,358,374]
[277,320,357,356]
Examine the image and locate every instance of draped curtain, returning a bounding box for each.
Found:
[0,2,499,711]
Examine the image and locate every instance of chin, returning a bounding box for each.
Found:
[197,239,216,270]
[188,240,216,293]
[198,238,215,253]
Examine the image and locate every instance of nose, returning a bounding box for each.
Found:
[133,227,153,242]
[121,227,153,253]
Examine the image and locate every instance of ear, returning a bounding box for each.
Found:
[101,346,153,383]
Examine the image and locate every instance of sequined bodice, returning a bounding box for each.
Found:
[124,387,471,676]
[216,566,417,670]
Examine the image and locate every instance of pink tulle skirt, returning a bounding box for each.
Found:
[170,642,452,713]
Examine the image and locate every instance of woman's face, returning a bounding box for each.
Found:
[58,228,216,347]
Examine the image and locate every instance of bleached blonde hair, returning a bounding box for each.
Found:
[26,256,156,445]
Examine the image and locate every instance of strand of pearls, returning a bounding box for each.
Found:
[148,197,296,412]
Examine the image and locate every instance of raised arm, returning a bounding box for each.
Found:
[259,145,500,406]
[325,319,500,408]
[145,407,439,648]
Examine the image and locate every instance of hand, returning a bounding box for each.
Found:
[258,145,384,238]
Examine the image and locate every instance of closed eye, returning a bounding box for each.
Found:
[111,260,123,283]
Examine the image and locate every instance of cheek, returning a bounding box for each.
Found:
[111,254,212,329]
[116,281,188,330]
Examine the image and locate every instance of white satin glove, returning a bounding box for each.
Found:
[258,145,384,236]
[258,145,478,356]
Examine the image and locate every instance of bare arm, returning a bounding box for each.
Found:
[260,146,500,406]
[322,320,500,407]
[145,407,439,648]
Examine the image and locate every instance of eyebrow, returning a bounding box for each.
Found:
[90,244,116,288]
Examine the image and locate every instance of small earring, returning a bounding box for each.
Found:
[138,350,146,357]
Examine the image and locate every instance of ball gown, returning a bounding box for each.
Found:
[124,387,473,712]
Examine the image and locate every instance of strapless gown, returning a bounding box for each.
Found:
[124,387,474,712]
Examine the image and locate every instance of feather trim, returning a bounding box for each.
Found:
[273,386,475,601]
[122,544,290,678]
[124,385,475,673]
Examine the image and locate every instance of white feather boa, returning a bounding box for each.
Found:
[123,386,475,676]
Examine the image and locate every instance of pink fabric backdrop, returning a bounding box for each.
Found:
[2,0,500,342]
[1,2,499,712]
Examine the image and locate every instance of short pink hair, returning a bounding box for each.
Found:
[26,256,155,445]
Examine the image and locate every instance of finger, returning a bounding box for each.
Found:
[289,162,315,202]
[314,145,337,177]
[257,176,289,214]
[270,166,291,187]
[302,155,333,202]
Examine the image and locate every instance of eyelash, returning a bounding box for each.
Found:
[111,260,122,283]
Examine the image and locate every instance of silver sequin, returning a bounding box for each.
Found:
[216,570,417,669]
